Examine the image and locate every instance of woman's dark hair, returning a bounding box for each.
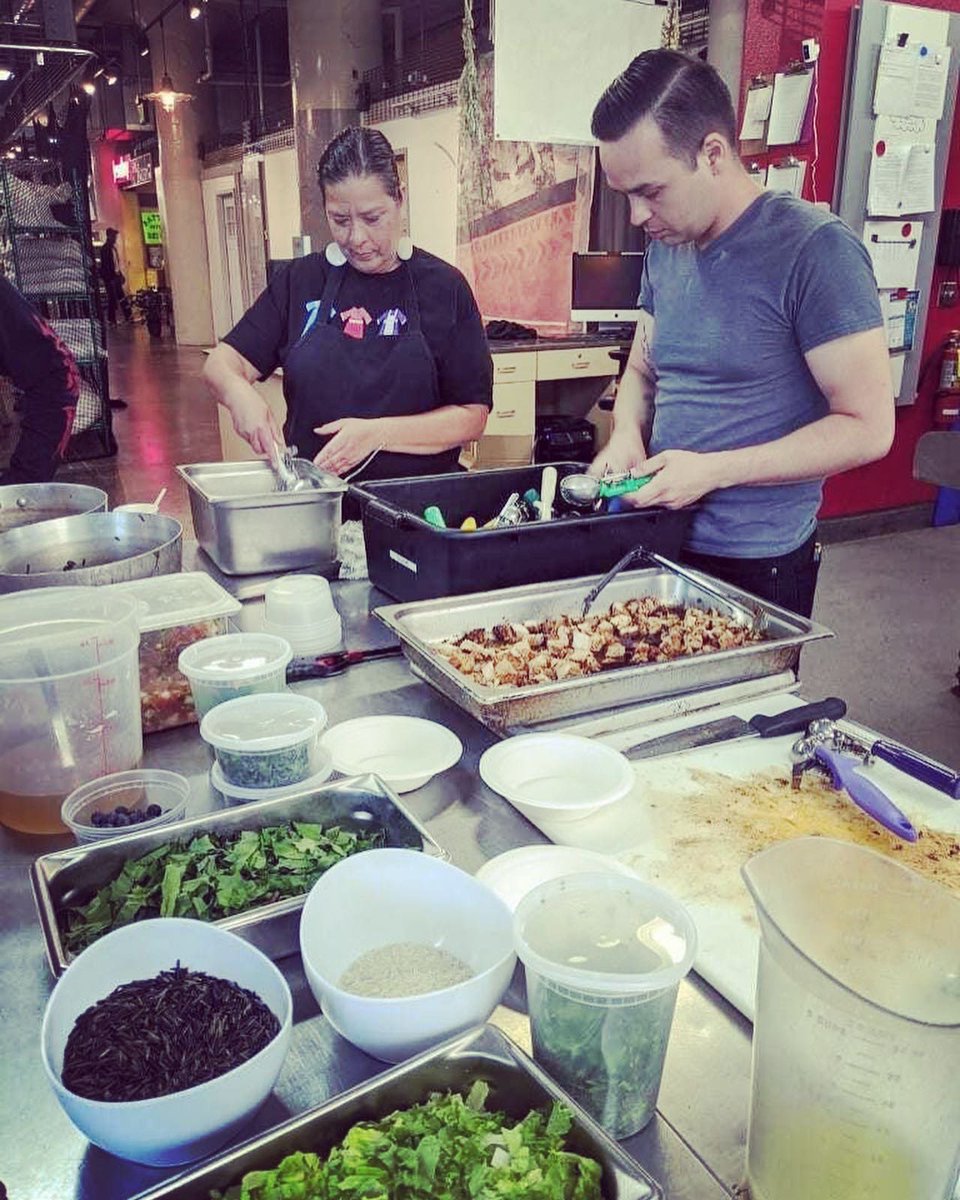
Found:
[591,49,737,167]
[317,127,401,201]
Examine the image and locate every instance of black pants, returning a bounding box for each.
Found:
[104,277,131,326]
[681,531,822,619]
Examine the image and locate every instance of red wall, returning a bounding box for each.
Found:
[738,0,960,516]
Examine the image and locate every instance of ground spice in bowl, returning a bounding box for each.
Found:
[338,942,474,998]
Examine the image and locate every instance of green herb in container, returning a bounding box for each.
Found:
[200,692,327,790]
[513,872,697,1139]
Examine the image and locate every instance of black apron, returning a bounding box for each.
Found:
[282,260,460,486]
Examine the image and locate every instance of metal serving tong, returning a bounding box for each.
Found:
[580,545,767,633]
[271,439,301,492]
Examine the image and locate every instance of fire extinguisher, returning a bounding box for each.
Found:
[935,330,960,427]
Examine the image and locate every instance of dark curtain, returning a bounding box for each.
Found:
[588,155,646,252]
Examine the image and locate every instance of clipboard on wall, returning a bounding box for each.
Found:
[739,74,773,154]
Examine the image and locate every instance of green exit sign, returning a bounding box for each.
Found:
[141,210,163,245]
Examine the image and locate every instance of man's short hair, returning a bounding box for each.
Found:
[591,49,737,167]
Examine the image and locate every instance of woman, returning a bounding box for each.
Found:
[204,127,492,484]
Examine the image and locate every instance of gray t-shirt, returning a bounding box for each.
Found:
[640,191,883,557]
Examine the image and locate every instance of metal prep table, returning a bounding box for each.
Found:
[0,578,754,1200]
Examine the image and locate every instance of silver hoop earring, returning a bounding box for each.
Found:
[397,236,414,261]
[325,242,347,267]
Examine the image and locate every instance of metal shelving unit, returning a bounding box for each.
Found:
[0,158,115,459]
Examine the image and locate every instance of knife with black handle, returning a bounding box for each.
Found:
[624,697,848,760]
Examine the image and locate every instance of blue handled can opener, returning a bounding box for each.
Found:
[791,725,918,842]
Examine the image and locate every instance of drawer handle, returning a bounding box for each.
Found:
[496,366,518,376]
[496,409,517,418]
[572,360,590,370]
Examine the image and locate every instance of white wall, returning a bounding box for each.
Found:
[263,148,301,261]
[373,107,459,264]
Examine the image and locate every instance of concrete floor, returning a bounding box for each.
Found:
[58,325,960,772]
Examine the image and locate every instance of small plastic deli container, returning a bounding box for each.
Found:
[61,770,191,844]
[513,872,697,1139]
[200,692,328,789]
[210,752,334,806]
[106,574,241,734]
[179,632,292,719]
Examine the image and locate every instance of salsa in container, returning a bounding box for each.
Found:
[106,574,241,734]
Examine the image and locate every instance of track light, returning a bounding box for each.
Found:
[139,42,150,57]
[0,68,14,82]
[106,72,118,85]
[188,2,202,18]
[82,80,96,95]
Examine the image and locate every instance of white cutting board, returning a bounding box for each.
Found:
[511,693,960,1021]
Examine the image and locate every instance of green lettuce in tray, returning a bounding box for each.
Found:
[213,1080,603,1200]
[61,821,380,955]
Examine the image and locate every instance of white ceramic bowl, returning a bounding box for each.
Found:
[479,734,635,824]
[41,917,292,1166]
[320,716,463,793]
[299,848,515,1063]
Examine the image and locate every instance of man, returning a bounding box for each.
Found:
[591,50,894,617]
[0,275,78,484]
[99,227,130,326]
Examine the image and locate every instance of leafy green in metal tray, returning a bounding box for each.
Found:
[61,821,381,955]
[211,1080,603,1199]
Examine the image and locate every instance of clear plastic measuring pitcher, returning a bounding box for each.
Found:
[742,837,960,1200]
[0,587,142,834]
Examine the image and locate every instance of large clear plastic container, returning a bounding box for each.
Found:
[743,837,960,1200]
[106,573,241,734]
[0,587,142,834]
[513,871,697,1139]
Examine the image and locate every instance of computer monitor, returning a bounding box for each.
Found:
[570,251,645,324]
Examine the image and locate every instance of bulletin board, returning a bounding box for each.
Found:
[834,0,960,406]
[493,0,665,145]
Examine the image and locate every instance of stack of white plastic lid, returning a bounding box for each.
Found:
[262,574,342,655]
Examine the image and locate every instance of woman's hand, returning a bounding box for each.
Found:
[590,429,648,478]
[228,391,283,457]
[313,417,387,475]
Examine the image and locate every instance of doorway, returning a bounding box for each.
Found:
[217,190,246,327]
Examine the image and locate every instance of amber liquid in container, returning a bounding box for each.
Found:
[0,789,68,834]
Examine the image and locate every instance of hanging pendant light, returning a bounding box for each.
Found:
[143,19,194,113]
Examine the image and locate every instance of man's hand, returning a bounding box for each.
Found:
[228,391,282,457]
[589,430,648,478]
[625,448,725,509]
[314,417,387,475]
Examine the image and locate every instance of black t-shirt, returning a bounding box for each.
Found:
[223,248,493,415]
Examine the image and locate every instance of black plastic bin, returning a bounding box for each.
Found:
[350,463,691,601]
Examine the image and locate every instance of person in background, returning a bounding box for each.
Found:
[0,275,78,484]
[99,227,130,327]
[590,50,894,617]
[203,126,492,485]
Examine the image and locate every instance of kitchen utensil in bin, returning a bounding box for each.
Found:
[742,837,960,1200]
[559,469,653,511]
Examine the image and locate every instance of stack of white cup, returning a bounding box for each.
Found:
[262,574,342,656]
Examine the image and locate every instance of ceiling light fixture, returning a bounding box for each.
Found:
[82,80,96,95]
[106,71,118,85]
[143,19,194,113]
[188,3,202,19]
[0,68,14,82]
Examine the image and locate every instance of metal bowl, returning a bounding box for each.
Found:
[0,483,108,535]
[0,511,183,591]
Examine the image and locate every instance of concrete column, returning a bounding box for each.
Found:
[707,0,747,111]
[287,0,382,245]
[146,5,215,346]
